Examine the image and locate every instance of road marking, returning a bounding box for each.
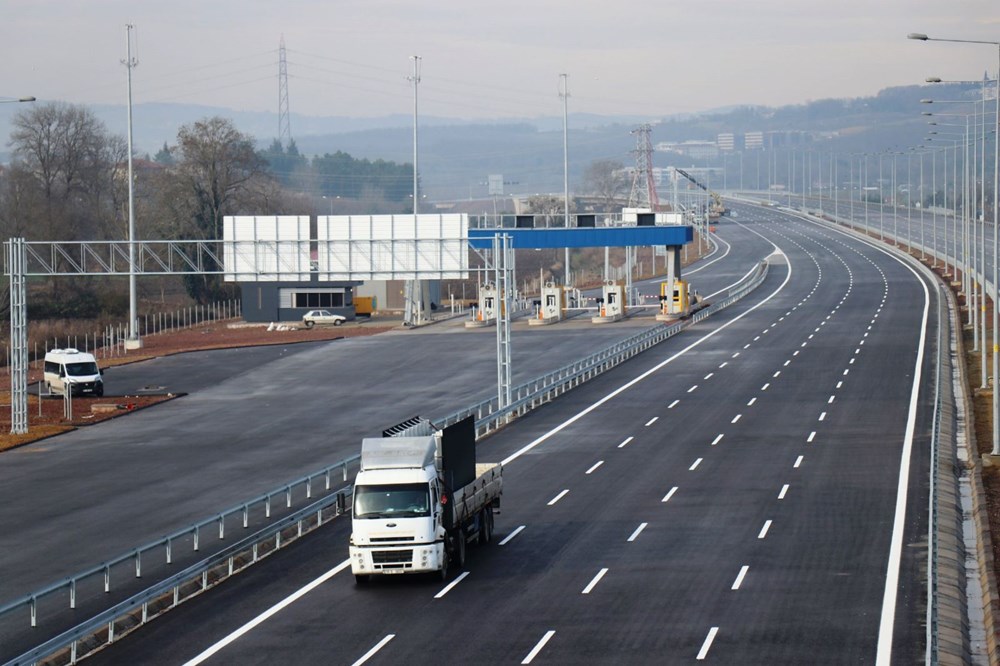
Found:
[522,630,556,664]
[434,571,470,599]
[668,399,680,409]
[828,395,835,404]
[743,343,751,349]
[719,362,728,368]
[800,341,808,348]
[808,334,814,340]
[731,565,750,590]
[627,523,648,542]
[704,372,714,380]
[732,352,740,358]
[807,431,816,443]
[843,368,849,376]
[855,348,861,354]
[662,487,678,503]
[818,412,827,421]
[499,256,792,469]
[585,460,604,475]
[499,525,526,545]
[758,520,772,539]
[754,335,761,341]
[618,436,634,448]
[689,458,703,471]
[794,455,804,468]
[582,567,609,594]
[547,489,569,506]
[761,383,770,391]
[645,417,658,427]
[784,360,791,366]
[688,385,698,393]
[836,381,843,389]
[696,627,719,660]
[731,414,742,424]
[747,397,756,406]
[850,358,856,365]
[778,484,789,499]
[773,371,781,378]
[711,434,724,446]
[183,559,352,665]
[352,634,396,666]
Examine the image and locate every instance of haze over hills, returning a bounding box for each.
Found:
[0,82,982,201]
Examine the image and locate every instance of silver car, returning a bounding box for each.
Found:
[302,310,346,328]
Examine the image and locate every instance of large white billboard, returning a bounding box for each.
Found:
[223,216,311,282]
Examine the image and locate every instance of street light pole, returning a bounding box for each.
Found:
[122,24,141,350]
[0,96,35,104]
[560,73,570,285]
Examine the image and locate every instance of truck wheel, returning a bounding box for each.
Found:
[439,550,450,581]
[479,509,492,544]
[354,574,370,585]
[455,532,466,569]
[485,509,494,543]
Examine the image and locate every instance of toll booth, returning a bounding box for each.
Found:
[466,283,499,328]
[592,281,626,324]
[657,278,691,320]
[529,282,564,326]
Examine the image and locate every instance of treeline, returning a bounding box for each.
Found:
[257,140,413,202]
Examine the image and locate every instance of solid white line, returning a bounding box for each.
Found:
[807,431,816,443]
[645,416,658,427]
[711,434,724,446]
[498,252,792,468]
[627,522,648,542]
[662,487,678,503]
[352,634,396,666]
[689,458,703,471]
[758,520,772,539]
[434,571,470,599]
[731,414,742,424]
[794,455,803,468]
[499,525,525,546]
[182,559,351,665]
[778,484,789,499]
[618,436,634,448]
[731,565,750,590]
[585,460,604,475]
[547,489,569,506]
[696,627,719,660]
[522,630,556,664]
[582,567,609,594]
[668,399,680,409]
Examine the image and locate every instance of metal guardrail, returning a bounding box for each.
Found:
[436,260,769,436]
[0,455,358,639]
[4,488,352,666]
[3,257,770,664]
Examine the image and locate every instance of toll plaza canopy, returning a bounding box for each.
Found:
[467,226,693,250]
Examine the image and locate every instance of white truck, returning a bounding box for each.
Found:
[349,417,502,583]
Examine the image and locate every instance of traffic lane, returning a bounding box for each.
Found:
[0,316,713,600]
[87,260,802,663]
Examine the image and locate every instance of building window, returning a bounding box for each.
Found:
[294,292,344,308]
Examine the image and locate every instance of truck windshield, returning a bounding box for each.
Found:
[354,483,430,519]
[65,362,99,377]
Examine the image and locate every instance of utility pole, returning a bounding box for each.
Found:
[405,55,422,326]
[278,36,291,148]
[560,73,570,285]
[122,24,141,349]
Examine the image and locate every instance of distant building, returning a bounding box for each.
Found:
[655,140,719,160]
[744,131,764,150]
[717,133,736,151]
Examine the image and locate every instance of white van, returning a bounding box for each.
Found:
[43,349,104,397]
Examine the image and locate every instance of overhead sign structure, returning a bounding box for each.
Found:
[223,216,311,282]
[316,214,469,280]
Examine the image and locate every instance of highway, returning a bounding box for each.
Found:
[86,204,939,664]
[0,216,773,660]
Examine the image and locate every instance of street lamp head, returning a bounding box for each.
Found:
[925,77,942,83]
[921,112,933,116]
[920,99,933,104]
[18,96,35,102]
[907,33,929,41]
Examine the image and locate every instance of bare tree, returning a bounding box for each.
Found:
[583,159,627,211]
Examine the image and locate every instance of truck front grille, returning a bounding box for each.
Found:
[370,536,415,543]
[371,550,413,568]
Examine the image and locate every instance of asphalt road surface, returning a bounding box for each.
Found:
[88,205,939,664]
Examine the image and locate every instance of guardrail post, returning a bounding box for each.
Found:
[104,565,110,593]
[108,620,115,644]
[201,571,208,591]
[306,477,312,499]
[166,538,172,565]
[30,596,36,627]
[135,550,141,578]
[70,579,76,609]
[325,469,331,490]
[286,485,292,509]
[142,601,148,623]
[342,463,348,481]
[266,495,271,518]
[228,556,234,576]
[193,526,200,552]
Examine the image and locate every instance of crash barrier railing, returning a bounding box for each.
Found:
[4,488,352,666]
[0,454,359,649]
[436,260,769,437]
[3,259,769,662]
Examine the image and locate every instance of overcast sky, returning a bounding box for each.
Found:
[2,0,997,120]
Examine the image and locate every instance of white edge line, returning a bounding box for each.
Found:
[183,559,351,665]
[434,570,470,599]
[351,634,396,666]
[499,525,526,546]
[522,630,556,664]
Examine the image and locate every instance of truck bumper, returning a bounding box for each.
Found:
[350,542,445,575]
